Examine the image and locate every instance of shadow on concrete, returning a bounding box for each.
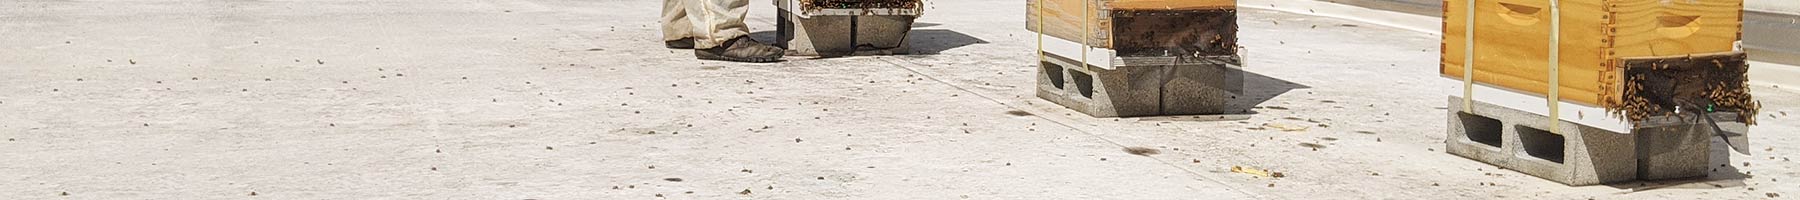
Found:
[907,29,986,55]
[1600,138,1748,191]
[1226,70,1311,112]
[1140,70,1309,121]
[912,22,941,28]
[747,29,985,56]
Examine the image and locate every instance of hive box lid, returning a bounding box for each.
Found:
[778,0,923,18]
[1109,0,1235,10]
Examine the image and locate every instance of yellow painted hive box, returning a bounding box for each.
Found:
[1026,0,1238,57]
[1440,0,1758,122]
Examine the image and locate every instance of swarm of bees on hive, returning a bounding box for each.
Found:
[1613,56,1760,125]
[801,0,921,9]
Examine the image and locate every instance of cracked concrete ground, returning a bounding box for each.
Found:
[2,0,1796,199]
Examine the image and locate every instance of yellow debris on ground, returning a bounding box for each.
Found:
[1262,123,1309,132]
[1231,166,1285,178]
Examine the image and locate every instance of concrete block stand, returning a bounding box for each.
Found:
[773,0,918,57]
[1445,96,1733,185]
[1036,54,1243,118]
[1445,97,1637,186]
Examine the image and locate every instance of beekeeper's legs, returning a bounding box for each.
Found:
[662,0,781,62]
[681,0,751,49]
[660,0,696,48]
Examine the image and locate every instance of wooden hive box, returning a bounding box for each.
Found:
[1440,0,1758,124]
[1026,0,1239,62]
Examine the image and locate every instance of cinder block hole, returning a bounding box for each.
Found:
[1457,112,1503,148]
[1067,69,1094,98]
[1517,126,1566,164]
[1042,62,1065,89]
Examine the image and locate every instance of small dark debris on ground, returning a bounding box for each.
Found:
[1123,147,1160,156]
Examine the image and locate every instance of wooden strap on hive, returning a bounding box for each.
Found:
[1548,0,1563,135]
[1081,0,1091,71]
[1462,0,1475,113]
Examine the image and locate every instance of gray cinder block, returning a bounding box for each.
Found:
[1036,55,1243,117]
[1444,97,1638,186]
[1633,112,1739,180]
[775,10,913,57]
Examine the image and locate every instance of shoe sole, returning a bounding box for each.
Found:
[696,53,781,63]
[666,38,695,49]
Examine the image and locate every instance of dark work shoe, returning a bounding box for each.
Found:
[665,38,695,49]
[695,36,784,63]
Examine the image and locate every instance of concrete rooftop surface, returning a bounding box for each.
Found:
[2,0,1797,199]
